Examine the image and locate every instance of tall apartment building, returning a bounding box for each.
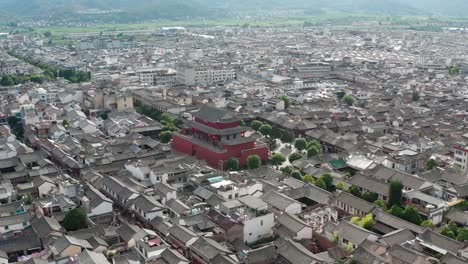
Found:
[176,65,236,86]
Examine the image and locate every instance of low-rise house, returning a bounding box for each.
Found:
[80,184,113,221]
[189,237,232,264]
[324,221,379,251]
[349,174,389,201]
[261,191,303,215]
[275,237,324,264]
[154,182,177,204]
[49,235,93,259]
[414,229,465,257]
[386,244,426,264]
[446,209,468,227]
[0,211,32,234]
[129,194,166,222]
[167,224,199,257]
[333,191,375,216]
[274,212,313,241]
[74,249,110,264]
[32,176,57,198]
[372,209,425,235]
[165,198,190,218]
[31,216,66,246]
[101,176,139,206]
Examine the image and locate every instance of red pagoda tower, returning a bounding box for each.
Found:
[172,105,269,169]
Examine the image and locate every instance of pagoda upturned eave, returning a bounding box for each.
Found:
[188,120,248,136]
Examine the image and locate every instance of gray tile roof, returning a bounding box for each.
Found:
[333,221,378,246]
[440,252,467,264]
[166,198,190,215]
[446,209,468,225]
[372,208,425,234]
[380,228,415,247]
[284,183,331,205]
[275,237,324,264]
[168,224,198,244]
[190,237,231,260]
[349,174,389,196]
[335,191,375,213]
[76,249,110,264]
[116,223,142,242]
[418,229,464,255]
[194,105,237,124]
[352,245,388,264]
[245,244,277,264]
[261,191,302,211]
[276,212,311,234]
[31,216,65,239]
[387,244,425,264]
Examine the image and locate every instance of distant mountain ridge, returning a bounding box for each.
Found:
[1,0,467,19]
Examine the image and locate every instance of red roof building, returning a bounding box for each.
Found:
[172,106,268,169]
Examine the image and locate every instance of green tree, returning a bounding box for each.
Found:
[387,205,404,218]
[412,91,420,102]
[270,153,286,169]
[0,76,15,86]
[336,182,346,191]
[350,216,360,225]
[342,95,354,106]
[362,191,379,203]
[278,95,290,109]
[348,185,362,198]
[288,152,302,163]
[281,132,294,143]
[336,91,346,100]
[307,145,321,158]
[440,226,456,240]
[374,200,387,211]
[291,171,302,180]
[250,120,263,131]
[294,138,308,151]
[225,157,239,171]
[270,127,283,139]
[63,208,87,231]
[280,166,293,175]
[247,155,261,170]
[160,113,173,124]
[388,180,403,208]
[159,131,173,143]
[402,206,422,225]
[359,213,374,230]
[62,119,70,129]
[345,242,353,253]
[319,173,333,191]
[314,178,327,190]
[456,228,468,242]
[44,31,52,38]
[302,175,315,184]
[426,159,438,170]
[259,124,272,137]
[420,220,435,230]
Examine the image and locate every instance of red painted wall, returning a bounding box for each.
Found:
[172,134,268,168]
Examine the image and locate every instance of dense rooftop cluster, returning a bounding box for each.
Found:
[0,25,466,264]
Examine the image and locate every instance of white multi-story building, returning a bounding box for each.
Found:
[134,68,177,87]
[176,65,236,85]
[454,143,468,175]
